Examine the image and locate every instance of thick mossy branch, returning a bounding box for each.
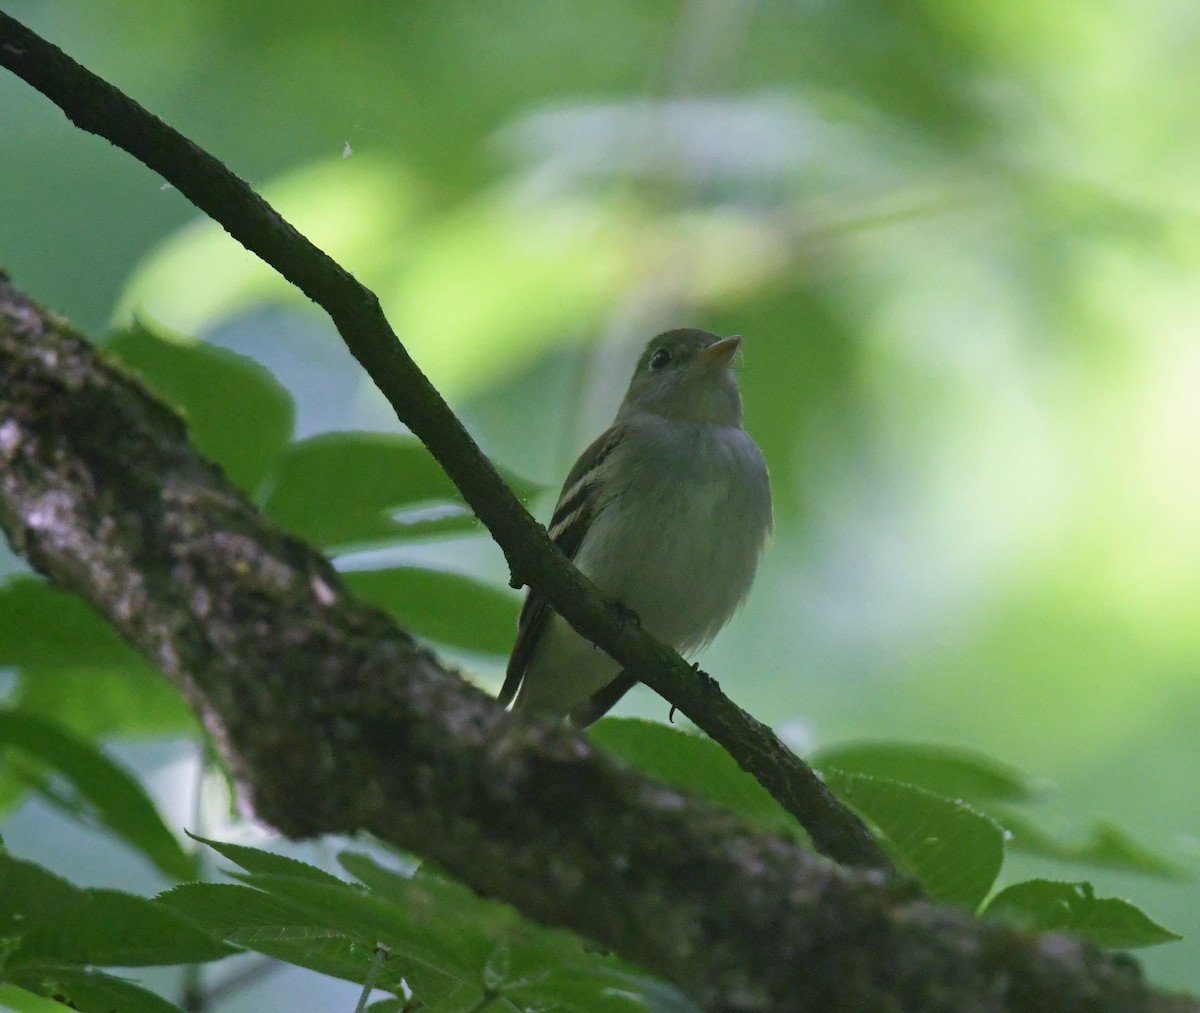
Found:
[3,277,1197,1013]
[0,9,886,872]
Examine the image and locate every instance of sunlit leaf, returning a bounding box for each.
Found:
[382,196,631,397]
[342,566,519,655]
[983,879,1182,949]
[821,770,1005,909]
[0,711,193,881]
[106,323,293,494]
[116,157,425,339]
[588,718,798,836]
[0,984,68,1013]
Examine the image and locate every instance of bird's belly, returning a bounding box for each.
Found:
[576,450,765,653]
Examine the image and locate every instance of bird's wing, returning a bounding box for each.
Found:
[497,425,626,706]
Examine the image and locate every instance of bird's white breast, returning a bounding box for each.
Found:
[575,417,771,653]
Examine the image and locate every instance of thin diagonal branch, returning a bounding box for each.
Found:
[0,9,886,870]
[2,275,1194,1013]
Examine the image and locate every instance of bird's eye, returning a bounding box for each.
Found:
[648,348,671,371]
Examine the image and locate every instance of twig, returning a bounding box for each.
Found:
[0,10,887,871]
[2,275,1194,1013]
[353,946,390,1013]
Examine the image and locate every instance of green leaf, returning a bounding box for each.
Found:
[3,968,185,1013]
[588,719,798,836]
[15,667,195,740]
[821,770,1005,909]
[166,840,693,1013]
[812,741,1037,804]
[187,834,346,886]
[989,810,1187,879]
[337,851,697,1012]
[0,854,231,968]
[106,324,293,495]
[342,567,519,655]
[0,984,68,1013]
[262,432,464,547]
[262,432,538,549]
[336,851,419,902]
[160,880,476,1009]
[0,852,82,937]
[0,578,152,673]
[0,711,193,881]
[0,580,189,744]
[983,879,1182,949]
[11,893,234,968]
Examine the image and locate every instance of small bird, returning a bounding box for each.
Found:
[499,328,772,725]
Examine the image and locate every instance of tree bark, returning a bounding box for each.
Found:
[2,276,1195,1013]
[0,9,888,874]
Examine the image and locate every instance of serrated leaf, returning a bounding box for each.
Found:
[0,851,82,937]
[106,324,293,494]
[983,879,1182,949]
[0,711,193,880]
[989,810,1186,880]
[238,873,484,978]
[342,567,519,655]
[160,881,473,1008]
[0,854,230,968]
[821,770,1005,909]
[12,893,233,968]
[338,852,696,1012]
[3,968,186,1013]
[187,834,346,886]
[812,741,1037,804]
[261,432,540,549]
[587,719,798,836]
[336,851,419,902]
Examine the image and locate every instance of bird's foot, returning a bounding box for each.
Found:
[608,598,641,632]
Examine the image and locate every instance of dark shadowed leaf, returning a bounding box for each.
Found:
[588,718,798,836]
[15,667,195,740]
[983,879,1182,949]
[988,811,1187,880]
[812,741,1038,804]
[3,968,185,1013]
[1,854,231,968]
[342,566,519,655]
[0,578,153,673]
[106,324,293,494]
[0,712,193,880]
[188,833,345,885]
[261,432,541,549]
[821,769,1005,909]
[167,839,694,1012]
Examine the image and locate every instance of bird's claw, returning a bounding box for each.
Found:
[608,599,641,631]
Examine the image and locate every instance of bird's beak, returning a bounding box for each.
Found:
[700,335,742,368]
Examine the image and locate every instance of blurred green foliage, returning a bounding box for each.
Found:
[4,0,1200,1005]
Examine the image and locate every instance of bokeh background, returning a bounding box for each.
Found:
[4,0,1200,1006]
